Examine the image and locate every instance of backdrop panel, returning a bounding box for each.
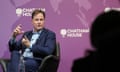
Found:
[0,0,120,72]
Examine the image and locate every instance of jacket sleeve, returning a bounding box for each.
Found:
[8,37,23,52]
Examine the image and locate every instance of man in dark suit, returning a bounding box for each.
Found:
[8,9,56,72]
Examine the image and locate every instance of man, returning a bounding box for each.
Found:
[8,9,56,72]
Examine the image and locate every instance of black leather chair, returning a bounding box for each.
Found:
[37,42,60,72]
[0,58,10,72]
[0,42,60,72]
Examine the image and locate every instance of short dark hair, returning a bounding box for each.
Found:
[32,9,45,19]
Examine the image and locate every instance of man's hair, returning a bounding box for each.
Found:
[32,9,45,19]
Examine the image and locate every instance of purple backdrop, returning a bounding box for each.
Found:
[0,0,120,72]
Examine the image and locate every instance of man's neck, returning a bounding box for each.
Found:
[33,28,43,33]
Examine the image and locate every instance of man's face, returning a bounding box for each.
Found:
[32,13,45,31]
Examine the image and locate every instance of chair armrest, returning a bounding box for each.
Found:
[38,55,60,72]
[0,59,10,72]
[39,55,59,68]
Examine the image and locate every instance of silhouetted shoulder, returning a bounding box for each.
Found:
[72,52,98,72]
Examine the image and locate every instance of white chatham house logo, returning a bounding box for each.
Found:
[16,8,45,17]
[16,8,23,16]
[60,28,89,38]
[60,29,67,38]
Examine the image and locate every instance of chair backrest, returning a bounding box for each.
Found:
[37,42,60,72]
[0,59,10,72]
[52,42,60,58]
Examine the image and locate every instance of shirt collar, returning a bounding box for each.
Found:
[32,29,42,34]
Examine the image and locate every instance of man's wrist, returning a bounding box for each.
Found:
[26,44,31,49]
[12,34,16,38]
[10,36,16,44]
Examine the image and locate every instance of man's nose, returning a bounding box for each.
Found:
[38,20,41,23]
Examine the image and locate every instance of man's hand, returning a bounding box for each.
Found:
[22,36,30,48]
[12,24,24,38]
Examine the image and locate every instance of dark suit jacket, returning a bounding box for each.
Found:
[7,28,56,72]
[9,28,56,59]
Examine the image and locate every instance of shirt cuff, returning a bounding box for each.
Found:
[26,45,32,51]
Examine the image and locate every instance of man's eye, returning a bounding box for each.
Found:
[40,19,44,21]
[35,19,39,21]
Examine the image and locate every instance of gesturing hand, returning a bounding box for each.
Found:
[22,36,30,48]
[12,24,24,38]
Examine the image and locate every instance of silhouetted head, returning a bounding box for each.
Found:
[90,10,120,50]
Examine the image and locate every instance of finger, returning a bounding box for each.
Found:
[17,26,22,30]
[17,25,22,30]
[21,31,24,34]
[13,29,17,33]
[17,24,24,34]
[15,24,22,31]
[22,38,26,43]
[17,24,21,27]
[24,35,28,40]
[16,28,21,33]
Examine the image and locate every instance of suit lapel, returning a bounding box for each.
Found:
[26,31,33,41]
[37,28,47,42]
[24,28,47,45]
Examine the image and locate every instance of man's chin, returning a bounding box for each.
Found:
[37,27,43,30]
